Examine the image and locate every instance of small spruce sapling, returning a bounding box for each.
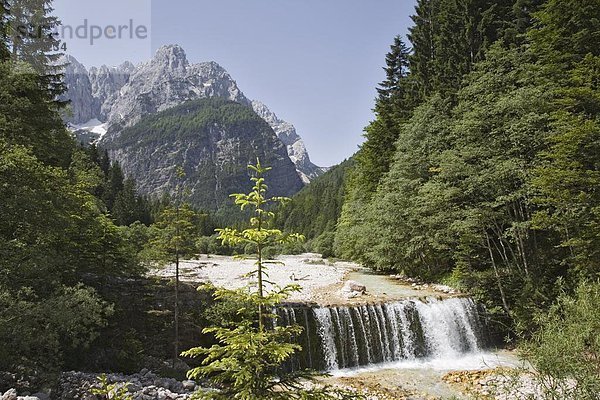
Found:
[182,160,363,400]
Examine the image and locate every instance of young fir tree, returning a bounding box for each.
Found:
[147,166,199,365]
[182,160,362,400]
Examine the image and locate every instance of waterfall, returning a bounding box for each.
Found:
[277,297,488,371]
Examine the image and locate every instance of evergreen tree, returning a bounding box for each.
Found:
[182,161,359,400]
[529,0,600,67]
[145,167,199,364]
[530,56,600,280]
[376,35,412,105]
[408,0,519,99]
[503,0,545,44]
[356,36,413,193]
[408,0,438,100]
[103,161,125,211]
[277,158,353,243]
[0,60,73,167]
[0,0,9,61]
[112,179,141,226]
[6,0,66,99]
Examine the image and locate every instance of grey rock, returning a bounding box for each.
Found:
[31,393,49,400]
[344,280,366,293]
[1,389,17,400]
[251,100,326,183]
[181,381,195,391]
[61,55,98,124]
[102,99,304,210]
[105,45,249,129]
[89,61,135,120]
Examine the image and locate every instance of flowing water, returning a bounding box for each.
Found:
[277,297,489,372]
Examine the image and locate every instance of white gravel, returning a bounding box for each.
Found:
[151,253,360,302]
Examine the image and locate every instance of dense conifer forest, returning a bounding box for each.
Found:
[283,0,600,342]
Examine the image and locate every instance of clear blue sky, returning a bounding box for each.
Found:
[52,0,416,167]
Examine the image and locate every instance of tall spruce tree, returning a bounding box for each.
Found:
[408,0,438,100]
[0,0,9,61]
[409,0,519,99]
[6,0,66,99]
[356,36,413,193]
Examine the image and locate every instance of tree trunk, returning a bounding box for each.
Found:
[485,231,512,318]
[257,211,264,331]
[174,250,179,367]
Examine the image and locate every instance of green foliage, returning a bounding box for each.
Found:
[354,36,413,194]
[183,161,360,400]
[183,286,303,399]
[529,0,600,67]
[146,204,201,265]
[333,0,600,343]
[90,374,133,400]
[184,287,362,400]
[0,61,73,167]
[110,98,268,149]
[0,284,112,380]
[77,145,153,227]
[5,0,66,100]
[277,158,353,246]
[408,0,528,100]
[0,22,143,383]
[531,54,600,281]
[523,282,600,399]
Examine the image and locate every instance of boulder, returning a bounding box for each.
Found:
[181,381,195,391]
[343,280,366,293]
[2,389,17,400]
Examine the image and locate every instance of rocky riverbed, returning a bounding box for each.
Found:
[1,370,206,400]
[151,253,458,305]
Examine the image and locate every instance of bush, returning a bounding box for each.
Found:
[0,285,112,390]
[523,281,600,399]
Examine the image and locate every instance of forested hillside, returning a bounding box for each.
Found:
[287,0,600,339]
[276,158,354,256]
[103,98,304,212]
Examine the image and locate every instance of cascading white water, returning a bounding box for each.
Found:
[278,297,488,371]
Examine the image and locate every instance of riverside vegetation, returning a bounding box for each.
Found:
[277,0,600,397]
[1,0,599,398]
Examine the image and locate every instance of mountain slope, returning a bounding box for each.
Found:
[102,98,304,210]
[251,100,326,183]
[277,157,354,239]
[61,45,325,183]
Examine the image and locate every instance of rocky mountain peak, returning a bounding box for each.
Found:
[150,44,189,71]
[61,55,97,124]
[62,46,325,183]
[251,100,326,183]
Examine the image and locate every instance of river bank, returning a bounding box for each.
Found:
[151,253,458,305]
